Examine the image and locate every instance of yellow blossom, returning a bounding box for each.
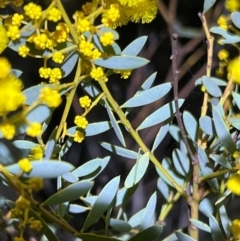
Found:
[12,13,24,27]
[49,67,62,84]
[52,51,64,64]
[76,18,91,33]
[100,32,114,46]
[0,25,8,53]
[24,2,42,20]
[47,7,62,22]
[74,115,88,129]
[230,219,240,238]
[11,208,23,218]
[233,151,240,159]
[102,4,120,27]
[29,219,43,232]
[218,49,229,60]
[7,25,20,41]
[226,174,240,195]
[225,0,240,12]
[33,33,49,50]
[18,45,30,58]
[16,196,31,210]
[18,158,32,173]
[114,69,131,79]
[27,177,44,191]
[79,37,94,57]
[0,57,11,79]
[0,123,15,140]
[39,67,51,79]
[217,15,228,29]
[74,131,85,143]
[79,96,91,108]
[90,67,107,81]
[29,146,44,160]
[53,22,69,43]
[82,2,94,15]
[89,48,102,59]
[227,57,240,84]
[40,87,62,108]
[118,0,145,7]
[26,122,42,137]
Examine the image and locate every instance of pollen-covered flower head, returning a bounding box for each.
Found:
[227,57,240,84]
[0,25,8,53]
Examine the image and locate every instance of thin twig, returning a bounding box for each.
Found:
[170,33,197,164]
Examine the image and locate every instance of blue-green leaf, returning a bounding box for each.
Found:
[6,160,74,178]
[81,79,101,99]
[44,127,58,159]
[42,181,93,206]
[140,192,156,230]
[62,172,78,183]
[212,106,237,154]
[199,116,215,136]
[82,176,120,231]
[219,205,231,238]
[137,100,184,130]
[109,219,131,232]
[124,152,149,188]
[232,12,240,29]
[128,225,162,241]
[122,36,148,56]
[94,56,149,70]
[11,69,23,78]
[175,231,197,241]
[62,51,79,77]
[173,21,201,38]
[172,149,189,176]
[129,208,145,228]
[116,184,138,206]
[152,123,169,152]
[69,204,89,214]
[8,37,27,52]
[27,104,51,123]
[141,72,157,90]
[157,177,170,200]
[203,0,216,14]
[190,219,211,233]
[210,154,231,169]
[209,215,225,241]
[77,233,119,241]
[232,91,240,110]
[199,197,214,217]
[198,147,219,191]
[12,140,37,149]
[72,158,102,177]
[121,83,171,108]
[228,116,240,130]
[210,27,240,44]
[183,111,198,141]
[202,76,222,97]
[215,189,231,205]
[162,233,178,241]
[105,99,125,146]
[100,142,138,159]
[169,124,181,142]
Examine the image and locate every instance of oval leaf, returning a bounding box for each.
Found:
[94,56,149,70]
[12,140,37,149]
[42,181,93,206]
[124,152,149,188]
[137,100,184,130]
[82,176,120,231]
[190,219,211,233]
[6,160,74,178]
[122,83,171,108]
[110,219,131,232]
[175,231,197,241]
[209,215,225,241]
[199,116,215,136]
[183,111,198,141]
[152,123,169,152]
[122,36,148,56]
[62,50,79,77]
[232,12,240,29]
[202,76,222,97]
[203,0,216,14]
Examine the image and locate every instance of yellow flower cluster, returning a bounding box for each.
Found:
[26,122,42,137]
[230,219,240,238]
[24,2,42,20]
[52,51,65,63]
[217,15,228,29]
[79,96,91,108]
[29,146,44,160]
[7,25,20,41]
[100,32,114,46]
[218,49,229,61]
[27,177,44,192]
[18,158,32,173]
[12,13,24,27]
[29,219,43,232]
[74,115,88,129]
[47,7,62,22]
[226,174,240,195]
[227,57,240,84]
[18,45,30,58]
[40,87,62,108]
[114,69,132,79]
[74,131,85,143]
[39,67,62,84]
[53,22,69,43]
[0,123,15,140]
[90,67,107,81]
[225,0,240,12]
[0,25,8,54]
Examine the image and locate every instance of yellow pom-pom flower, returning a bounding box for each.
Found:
[16,196,31,210]
[0,123,15,140]
[79,37,94,57]
[74,131,85,143]
[47,7,62,22]
[26,122,42,137]
[0,25,8,54]
[74,115,88,129]
[39,67,51,79]
[7,25,20,41]
[218,49,229,61]
[27,177,44,192]
[225,0,240,12]
[90,67,107,81]
[29,146,44,160]
[49,67,62,84]
[18,158,32,173]
[29,219,43,232]
[0,57,11,79]
[227,57,240,84]
[230,219,240,238]
[18,45,30,58]
[12,13,24,27]
[52,51,64,64]
[79,96,91,108]
[100,32,114,46]
[226,174,240,195]
[24,2,42,20]
[40,87,62,108]
[76,18,91,33]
